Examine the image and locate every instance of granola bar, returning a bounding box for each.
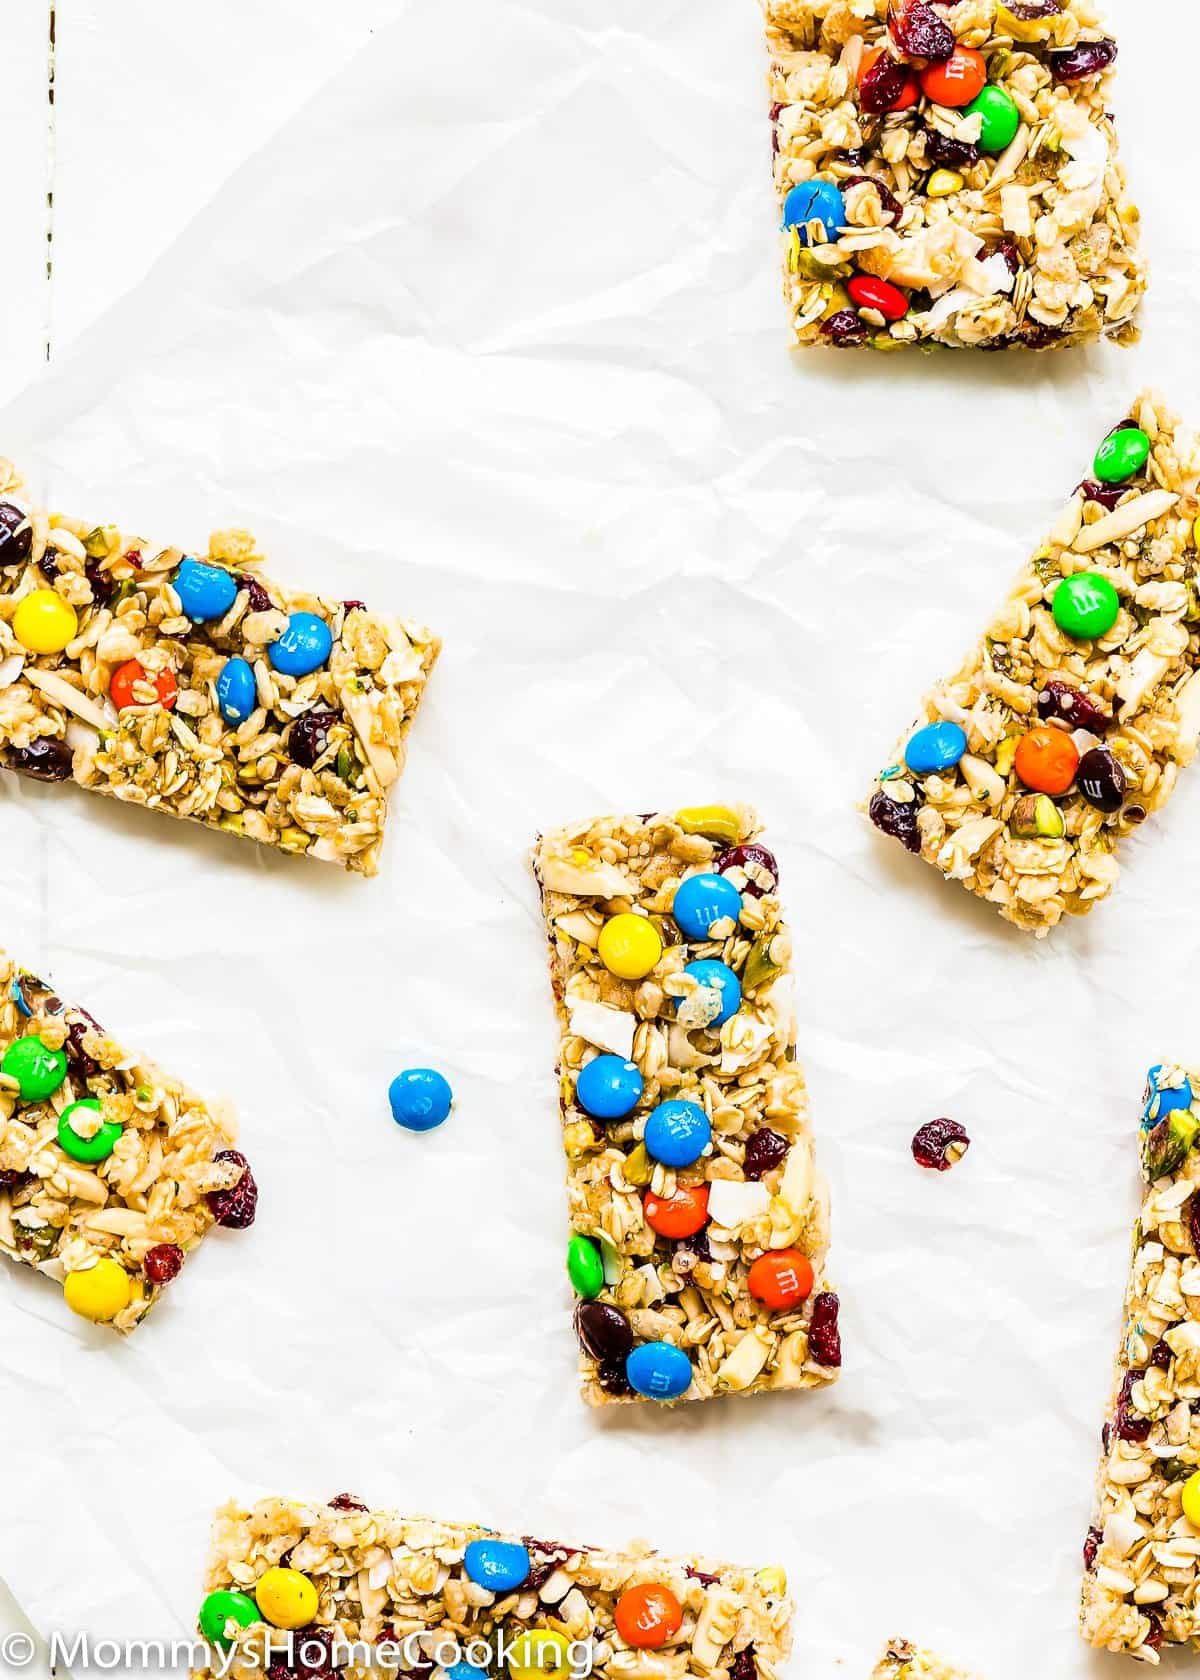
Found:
[867,392,1200,935]
[872,1639,982,1679]
[1081,1063,1200,1664]
[0,949,255,1332]
[531,805,838,1406]
[767,0,1146,351]
[196,1495,793,1680]
[0,462,439,874]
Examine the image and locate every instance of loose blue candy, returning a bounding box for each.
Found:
[174,558,238,623]
[389,1068,453,1132]
[626,1341,693,1401]
[672,873,743,942]
[1143,1064,1194,1131]
[644,1099,711,1168]
[216,657,258,725]
[682,959,741,1027]
[782,180,846,246]
[904,721,968,777]
[462,1539,531,1593]
[577,1055,642,1120]
[269,612,333,678]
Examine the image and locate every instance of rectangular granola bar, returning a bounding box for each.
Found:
[0,461,439,874]
[531,805,838,1406]
[866,392,1200,935]
[0,949,255,1332]
[767,0,1146,351]
[872,1639,982,1679]
[1081,1063,1200,1664]
[196,1496,793,1680]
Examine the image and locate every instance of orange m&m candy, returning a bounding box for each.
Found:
[747,1249,816,1312]
[919,46,986,108]
[614,1584,683,1649]
[110,659,178,712]
[1014,726,1079,796]
[643,1184,709,1240]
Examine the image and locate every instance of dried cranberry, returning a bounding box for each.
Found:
[1049,38,1117,82]
[595,1359,633,1398]
[1143,1617,1164,1654]
[868,787,922,853]
[1016,321,1066,349]
[1113,1370,1151,1443]
[522,1541,571,1590]
[858,51,913,114]
[888,1,954,62]
[1077,479,1127,512]
[808,1292,841,1368]
[995,241,1020,278]
[821,309,869,346]
[288,710,338,769]
[729,1649,757,1680]
[65,1009,104,1079]
[5,737,74,782]
[0,1169,29,1193]
[839,147,872,169]
[841,174,903,224]
[744,1128,789,1180]
[1077,747,1126,813]
[1101,1421,1112,1453]
[0,503,31,564]
[574,1300,633,1362]
[1187,1190,1200,1257]
[1083,1526,1102,1571]
[38,549,61,583]
[686,1566,721,1588]
[328,1493,368,1511]
[1007,1,1063,17]
[84,556,116,606]
[144,1243,183,1285]
[266,1627,337,1680]
[206,1149,259,1229]
[675,1227,712,1264]
[233,574,273,613]
[1036,678,1112,734]
[716,843,779,898]
[1149,1338,1173,1371]
[769,101,784,125]
[923,128,980,170]
[343,600,365,613]
[911,1117,970,1171]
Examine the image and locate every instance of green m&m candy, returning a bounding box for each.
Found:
[966,85,1020,154]
[567,1233,604,1300]
[198,1590,260,1648]
[1,1034,67,1102]
[57,1098,123,1164]
[1053,573,1120,640]
[1094,426,1151,485]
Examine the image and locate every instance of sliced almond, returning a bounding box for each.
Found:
[22,666,114,732]
[1073,491,1179,553]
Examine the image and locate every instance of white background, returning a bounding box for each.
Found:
[0,1,1197,1675]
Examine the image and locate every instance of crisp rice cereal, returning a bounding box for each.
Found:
[767,0,1146,350]
[0,464,439,874]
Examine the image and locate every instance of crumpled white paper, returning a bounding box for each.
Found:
[0,1,1197,1676]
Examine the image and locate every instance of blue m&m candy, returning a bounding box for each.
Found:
[445,1666,485,1680]
[782,180,846,245]
[463,1539,531,1593]
[389,1068,453,1132]
[576,1055,642,1120]
[1143,1065,1194,1131]
[904,721,968,776]
[216,657,258,724]
[269,612,333,677]
[682,959,741,1027]
[644,1099,711,1168]
[672,873,742,942]
[174,558,238,622]
[626,1341,692,1401]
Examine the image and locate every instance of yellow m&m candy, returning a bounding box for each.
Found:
[254,1567,318,1630]
[598,913,662,981]
[1182,1472,1200,1528]
[64,1257,133,1322]
[13,589,78,655]
[507,1630,572,1680]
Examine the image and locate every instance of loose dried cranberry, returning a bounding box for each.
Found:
[822,309,869,346]
[65,1009,104,1079]
[841,174,903,224]
[1049,38,1117,82]
[923,128,980,169]
[1149,1338,1173,1371]
[144,1243,183,1285]
[888,1,954,62]
[84,556,116,606]
[686,1566,721,1587]
[716,843,779,898]
[1077,479,1127,511]
[729,1649,757,1680]
[744,1128,789,1180]
[1077,747,1126,813]
[595,1358,632,1397]
[911,1117,970,1171]
[328,1493,368,1511]
[5,737,74,782]
[522,1540,571,1590]
[858,51,913,114]
[868,787,922,853]
[206,1149,259,1229]
[0,503,31,564]
[1083,1526,1102,1571]
[288,710,338,769]
[575,1300,633,1362]
[808,1292,841,1368]
[1036,678,1112,734]
[235,574,274,613]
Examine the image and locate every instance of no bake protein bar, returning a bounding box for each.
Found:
[0,463,439,874]
[196,1496,794,1680]
[766,0,1145,351]
[867,393,1200,935]
[0,949,255,1332]
[1082,1064,1200,1664]
[872,1639,982,1680]
[531,806,838,1407]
